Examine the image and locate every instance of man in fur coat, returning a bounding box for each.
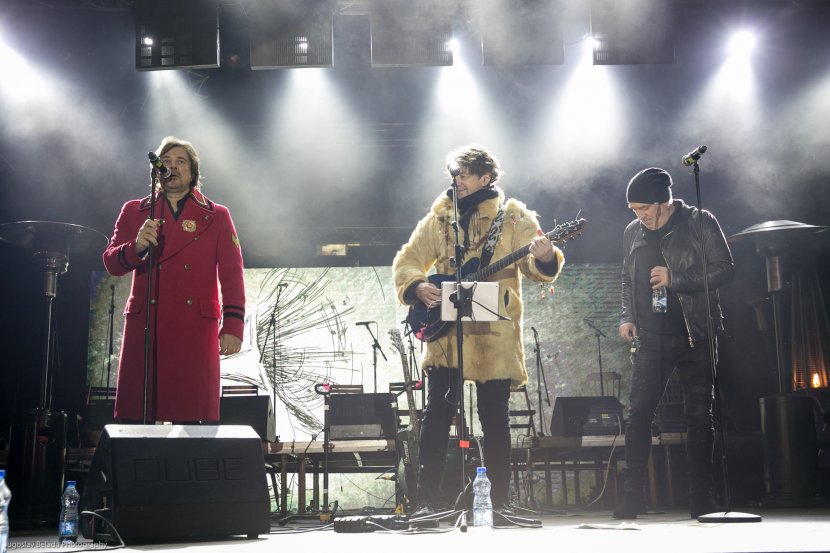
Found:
[393,144,564,516]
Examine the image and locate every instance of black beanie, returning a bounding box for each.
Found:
[626,167,672,204]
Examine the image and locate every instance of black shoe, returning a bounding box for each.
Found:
[410,503,436,518]
[495,503,516,517]
[690,492,721,519]
[613,492,647,520]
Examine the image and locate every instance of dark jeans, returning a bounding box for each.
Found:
[416,366,512,506]
[623,331,715,495]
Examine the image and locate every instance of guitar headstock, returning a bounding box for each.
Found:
[389,328,407,363]
[547,218,587,244]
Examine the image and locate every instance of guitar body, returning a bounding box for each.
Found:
[389,329,423,513]
[404,218,586,343]
[405,258,481,342]
[395,428,418,505]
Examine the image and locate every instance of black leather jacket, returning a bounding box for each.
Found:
[621,200,735,344]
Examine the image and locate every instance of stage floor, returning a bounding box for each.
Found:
[8,506,830,553]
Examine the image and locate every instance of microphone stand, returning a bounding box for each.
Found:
[358,322,387,394]
[106,284,115,399]
[448,177,473,516]
[142,165,161,424]
[689,159,761,523]
[403,321,424,407]
[584,319,607,396]
[260,283,287,428]
[531,327,551,436]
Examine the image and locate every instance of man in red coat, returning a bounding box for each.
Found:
[102,136,246,423]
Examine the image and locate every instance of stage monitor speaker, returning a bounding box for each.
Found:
[328,393,396,440]
[80,424,270,544]
[220,394,277,442]
[550,396,624,436]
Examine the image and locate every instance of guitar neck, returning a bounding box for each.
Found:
[390,330,421,437]
[463,220,584,282]
[406,385,421,438]
[467,245,530,282]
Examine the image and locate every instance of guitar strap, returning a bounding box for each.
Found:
[479,205,505,269]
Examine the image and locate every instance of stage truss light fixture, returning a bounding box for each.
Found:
[134,0,220,71]
[728,30,756,58]
[369,0,454,68]
[249,0,334,69]
[590,0,674,65]
[477,0,564,66]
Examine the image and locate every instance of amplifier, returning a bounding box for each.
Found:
[328,393,396,440]
[220,394,276,443]
[550,396,625,436]
[80,424,270,544]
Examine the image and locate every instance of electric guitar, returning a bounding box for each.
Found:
[390,328,420,512]
[406,218,587,342]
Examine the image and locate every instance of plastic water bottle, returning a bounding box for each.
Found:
[472,466,493,527]
[58,481,80,544]
[652,286,667,313]
[0,470,11,553]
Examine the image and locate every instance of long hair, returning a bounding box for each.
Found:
[156,135,202,189]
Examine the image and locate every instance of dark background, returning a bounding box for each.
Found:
[0,0,828,469]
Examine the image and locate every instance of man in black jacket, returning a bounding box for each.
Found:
[614,167,735,519]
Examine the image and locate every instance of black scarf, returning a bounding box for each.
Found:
[445,184,501,252]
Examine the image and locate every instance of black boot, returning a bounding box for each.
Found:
[614,466,648,520]
[613,489,647,520]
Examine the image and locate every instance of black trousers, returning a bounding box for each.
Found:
[416,366,512,506]
[623,331,716,495]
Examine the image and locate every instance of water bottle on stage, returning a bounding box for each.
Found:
[0,470,11,553]
[472,467,493,527]
[58,481,79,544]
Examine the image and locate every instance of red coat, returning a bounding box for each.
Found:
[102,189,245,422]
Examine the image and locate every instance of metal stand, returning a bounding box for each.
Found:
[584,318,608,396]
[686,160,761,523]
[260,282,288,432]
[530,327,551,436]
[729,219,828,510]
[0,220,107,527]
[142,164,162,424]
[357,322,387,393]
[448,175,474,516]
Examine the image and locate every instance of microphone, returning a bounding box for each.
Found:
[448,162,461,178]
[355,321,374,326]
[682,145,707,166]
[530,326,538,335]
[148,151,171,178]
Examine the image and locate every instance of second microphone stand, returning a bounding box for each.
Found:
[357,322,387,393]
[584,318,607,396]
[687,158,760,523]
[141,162,162,424]
[448,176,474,515]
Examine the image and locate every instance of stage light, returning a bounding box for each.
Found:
[249,0,333,69]
[728,30,756,59]
[370,0,454,67]
[475,0,564,66]
[134,0,220,71]
[590,0,673,65]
